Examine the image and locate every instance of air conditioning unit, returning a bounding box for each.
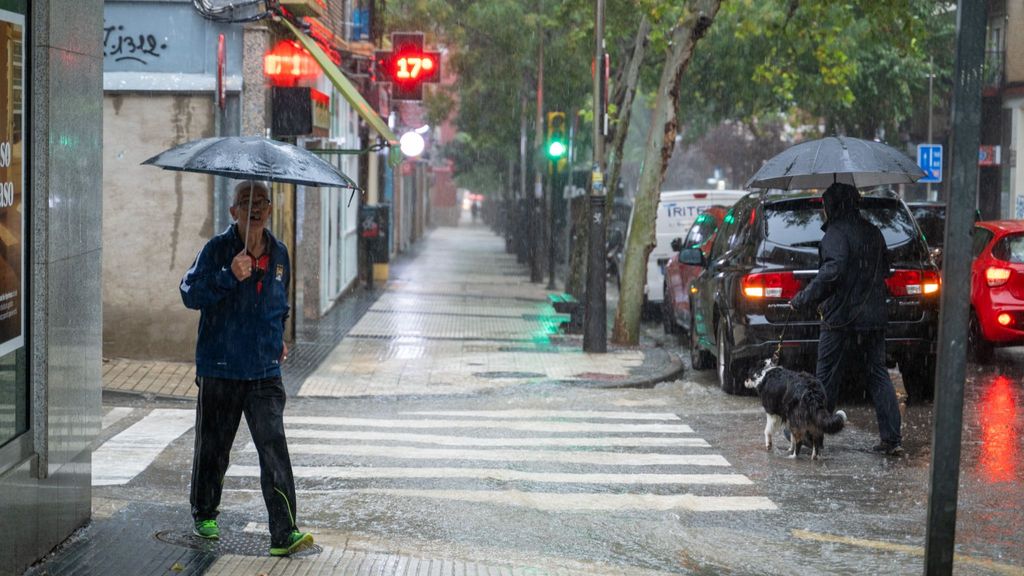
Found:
[278,0,325,18]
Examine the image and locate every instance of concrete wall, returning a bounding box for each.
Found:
[0,1,105,574]
[102,94,214,361]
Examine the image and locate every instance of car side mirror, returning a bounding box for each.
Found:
[670,237,683,252]
[679,247,705,267]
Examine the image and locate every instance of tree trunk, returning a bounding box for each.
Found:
[606,16,651,210]
[612,2,722,345]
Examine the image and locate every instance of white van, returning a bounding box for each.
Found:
[646,189,748,307]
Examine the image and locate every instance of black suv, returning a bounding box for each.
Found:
[682,190,940,401]
[906,201,946,268]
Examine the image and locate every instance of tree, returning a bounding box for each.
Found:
[612,0,723,345]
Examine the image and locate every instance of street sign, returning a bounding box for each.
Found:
[978,145,1001,167]
[917,144,942,183]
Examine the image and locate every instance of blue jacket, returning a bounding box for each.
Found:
[180,224,290,380]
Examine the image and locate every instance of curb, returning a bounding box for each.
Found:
[568,346,687,390]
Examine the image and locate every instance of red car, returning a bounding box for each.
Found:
[970,220,1024,363]
[662,206,732,335]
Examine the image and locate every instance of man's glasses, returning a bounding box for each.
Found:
[237,199,271,211]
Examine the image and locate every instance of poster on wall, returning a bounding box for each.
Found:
[0,10,23,359]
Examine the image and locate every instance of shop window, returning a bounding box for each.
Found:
[0,8,28,457]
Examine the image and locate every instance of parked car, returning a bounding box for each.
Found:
[661,206,734,335]
[683,190,940,401]
[907,201,946,268]
[968,220,1024,363]
[643,189,747,316]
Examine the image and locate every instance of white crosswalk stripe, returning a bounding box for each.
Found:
[92,408,193,486]
[284,416,694,434]
[228,409,776,512]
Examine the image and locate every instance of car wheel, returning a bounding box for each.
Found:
[968,311,993,364]
[662,284,679,334]
[690,319,714,370]
[900,355,935,403]
[716,321,745,395]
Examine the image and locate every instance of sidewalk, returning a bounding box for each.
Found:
[102,222,684,401]
[33,223,688,576]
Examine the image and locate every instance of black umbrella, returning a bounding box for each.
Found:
[142,136,359,189]
[144,136,360,253]
[744,136,926,190]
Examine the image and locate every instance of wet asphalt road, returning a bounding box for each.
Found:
[91,342,1024,576]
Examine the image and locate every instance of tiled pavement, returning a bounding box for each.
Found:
[102,224,684,401]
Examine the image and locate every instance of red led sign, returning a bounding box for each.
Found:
[264,40,322,87]
[374,32,442,101]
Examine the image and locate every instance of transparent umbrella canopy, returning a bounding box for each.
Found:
[745,136,926,190]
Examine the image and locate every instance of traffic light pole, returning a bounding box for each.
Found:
[583,0,607,353]
[924,1,987,573]
[547,161,557,290]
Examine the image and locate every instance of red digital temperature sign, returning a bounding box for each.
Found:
[374,32,442,101]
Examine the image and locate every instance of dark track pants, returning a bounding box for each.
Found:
[815,329,902,446]
[190,376,298,545]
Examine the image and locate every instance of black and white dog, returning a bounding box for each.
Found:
[745,359,847,460]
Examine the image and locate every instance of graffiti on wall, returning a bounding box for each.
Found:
[104,22,168,65]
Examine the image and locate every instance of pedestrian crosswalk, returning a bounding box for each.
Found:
[92,406,775,512]
[226,409,776,513]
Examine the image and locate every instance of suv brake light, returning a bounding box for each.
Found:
[886,269,941,296]
[741,272,801,299]
[986,266,1012,287]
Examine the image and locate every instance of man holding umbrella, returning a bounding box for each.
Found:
[180,180,314,555]
[789,182,904,456]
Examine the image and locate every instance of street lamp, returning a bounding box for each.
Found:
[399,131,425,157]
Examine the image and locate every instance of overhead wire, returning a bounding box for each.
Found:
[192,0,273,23]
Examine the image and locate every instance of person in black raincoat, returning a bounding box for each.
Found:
[789,182,904,456]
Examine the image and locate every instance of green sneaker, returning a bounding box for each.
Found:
[269,530,314,557]
[192,519,219,540]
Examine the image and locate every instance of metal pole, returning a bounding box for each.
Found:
[924,2,987,574]
[547,161,557,289]
[927,56,934,201]
[531,19,545,283]
[583,0,607,353]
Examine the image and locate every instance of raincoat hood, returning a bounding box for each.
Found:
[822,182,860,226]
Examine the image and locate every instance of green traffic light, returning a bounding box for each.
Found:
[547,140,567,158]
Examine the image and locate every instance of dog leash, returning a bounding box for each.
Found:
[772,306,794,366]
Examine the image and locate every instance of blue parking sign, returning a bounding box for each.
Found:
[917,144,942,183]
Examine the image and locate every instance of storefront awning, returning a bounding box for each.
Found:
[281,17,398,146]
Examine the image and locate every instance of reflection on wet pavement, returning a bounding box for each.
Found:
[978,374,1018,484]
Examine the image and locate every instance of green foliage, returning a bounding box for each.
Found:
[383,0,956,191]
[678,0,956,141]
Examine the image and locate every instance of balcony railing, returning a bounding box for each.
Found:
[983,49,1004,89]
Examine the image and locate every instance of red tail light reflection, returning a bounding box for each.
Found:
[979,375,1018,484]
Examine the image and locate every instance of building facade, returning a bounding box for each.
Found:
[983,0,1024,219]
[0,1,105,574]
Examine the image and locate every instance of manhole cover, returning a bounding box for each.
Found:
[473,371,546,379]
[154,530,323,558]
